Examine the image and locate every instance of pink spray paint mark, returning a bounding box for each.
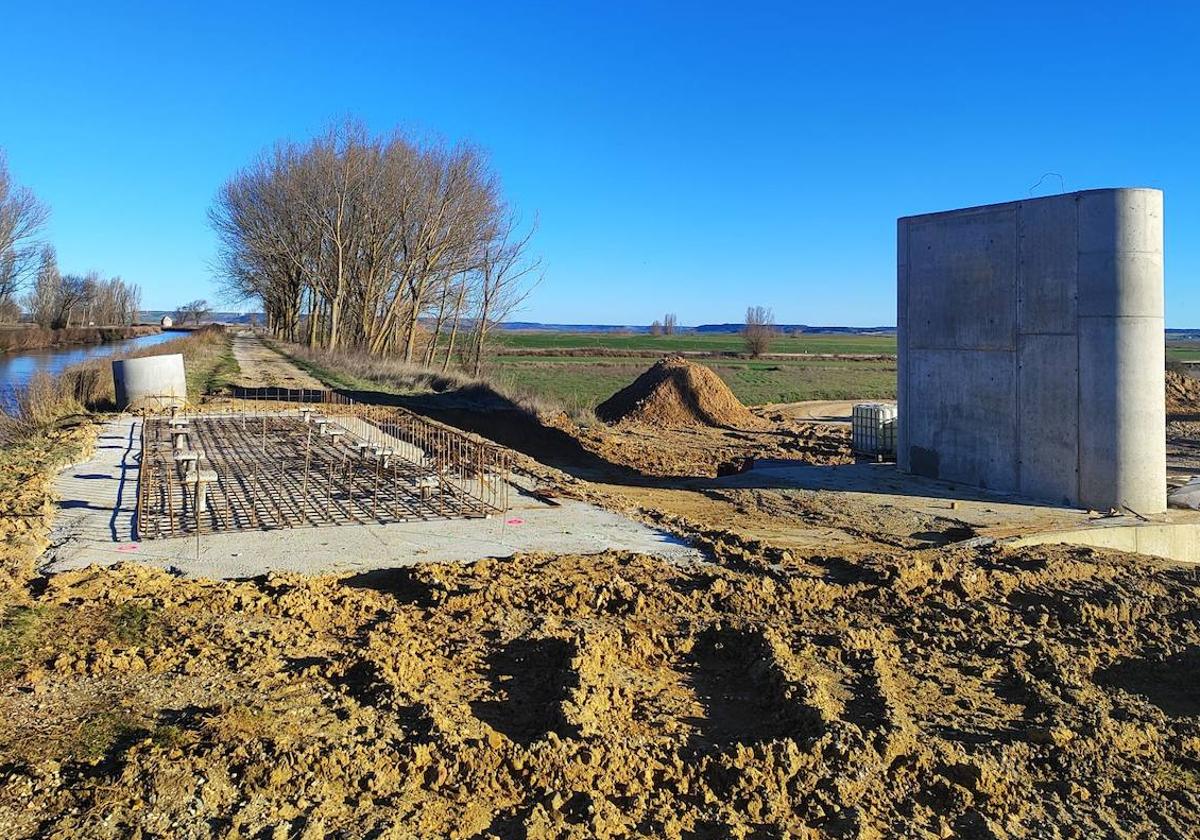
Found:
[505,518,525,526]
[115,543,140,553]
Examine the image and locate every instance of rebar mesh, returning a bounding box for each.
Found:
[136,393,511,539]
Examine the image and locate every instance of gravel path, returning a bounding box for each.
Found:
[230,331,324,390]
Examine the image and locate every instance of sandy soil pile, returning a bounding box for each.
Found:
[2,538,1199,838]
[1167,368,1200,417]
[595,356,762,429]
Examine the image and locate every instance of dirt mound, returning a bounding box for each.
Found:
[1167,368,1200,416]
[6,543,1200,839]
[595,355,761,428]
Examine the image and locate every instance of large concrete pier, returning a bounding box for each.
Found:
[897,188,1166,513]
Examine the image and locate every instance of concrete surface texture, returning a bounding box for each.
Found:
[897,188,1166,512]
[112,353,187,409]
[734,459,1200,562]
[48,417,700,578]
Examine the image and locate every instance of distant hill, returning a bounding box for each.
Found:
[499,322,897,335]
[141,311,260,325]
[138,313,1194,338]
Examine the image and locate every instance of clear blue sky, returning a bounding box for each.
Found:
[1,2,1196,326]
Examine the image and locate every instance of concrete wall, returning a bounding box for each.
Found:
[897,188,1165,513]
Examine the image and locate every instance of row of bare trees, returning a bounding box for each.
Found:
[1,150,140,328]
[210,123,540,376]
[26,247,141,328]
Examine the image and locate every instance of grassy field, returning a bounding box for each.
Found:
[494,331,897,355]
[485,332,899,410]
[488,354,898,410]
[1167,341,1200,362]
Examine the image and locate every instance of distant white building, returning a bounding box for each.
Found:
[160,315,173,328]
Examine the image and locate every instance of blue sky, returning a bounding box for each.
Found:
[1,1,1196,326]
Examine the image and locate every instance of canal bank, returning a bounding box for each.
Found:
[0,324,161,353]
[0,330,178,409]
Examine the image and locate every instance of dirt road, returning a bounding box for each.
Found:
[230,331,324,390]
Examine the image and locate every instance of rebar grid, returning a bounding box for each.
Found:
[136,394,511,540]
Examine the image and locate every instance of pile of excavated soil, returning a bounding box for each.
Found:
[595,356,762,429]
[3,541,1200,838]
[1167,368,1200,417]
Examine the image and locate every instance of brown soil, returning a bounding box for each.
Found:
[1167,368,1200,418]
[555,410,852,479]
[4,368,1200,837]
[4,539,1200,838]
[595,356,763,429]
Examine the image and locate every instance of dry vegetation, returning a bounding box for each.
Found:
[0,327,236,444]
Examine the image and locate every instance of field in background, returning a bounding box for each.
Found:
[487,332,898,410]
[494,331,897,355]
[490,355,897,410]
[1167,341,1200,362]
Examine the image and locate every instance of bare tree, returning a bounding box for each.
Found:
[210,120,536,377]
[175,299,212,325]
[649,319,663,337]
[54,275,90,328]
[744,305,776,357]
[663,313,677,335]
[0,150,50,315]
[467,215,541,377]
[25,246,61,328]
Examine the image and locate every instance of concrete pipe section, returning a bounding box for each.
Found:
[112,353,187,410]
[897,188,1166,513]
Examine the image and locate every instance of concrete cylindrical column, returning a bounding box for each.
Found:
[112,353,187,410]
[1076,188,1166,513]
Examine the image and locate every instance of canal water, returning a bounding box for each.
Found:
[0,331,178,411]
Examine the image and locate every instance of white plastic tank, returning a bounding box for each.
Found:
[852,402,897,458]
[112,353,187,409]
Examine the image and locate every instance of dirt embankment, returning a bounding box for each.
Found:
[547,356,853,478]
[1167,368,1200,418]
[0,325,161,354]
[3,540,1200,838]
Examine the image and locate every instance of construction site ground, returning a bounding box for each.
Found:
[5,342,1200,838]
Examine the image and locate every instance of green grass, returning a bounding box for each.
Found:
[188,331,241,397]
[1167,342,1200,362]
[0,605,52,677]
[494,331,897,355]
[0,600,165,678]
[488,354,897,409]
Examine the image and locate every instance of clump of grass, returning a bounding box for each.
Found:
[202,704,279,743]
[0,604,53,677]
[106,602,163,647]
[73,710,148,764]
[0,599,165,679]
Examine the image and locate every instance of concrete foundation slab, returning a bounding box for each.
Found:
[47,417,701,579]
